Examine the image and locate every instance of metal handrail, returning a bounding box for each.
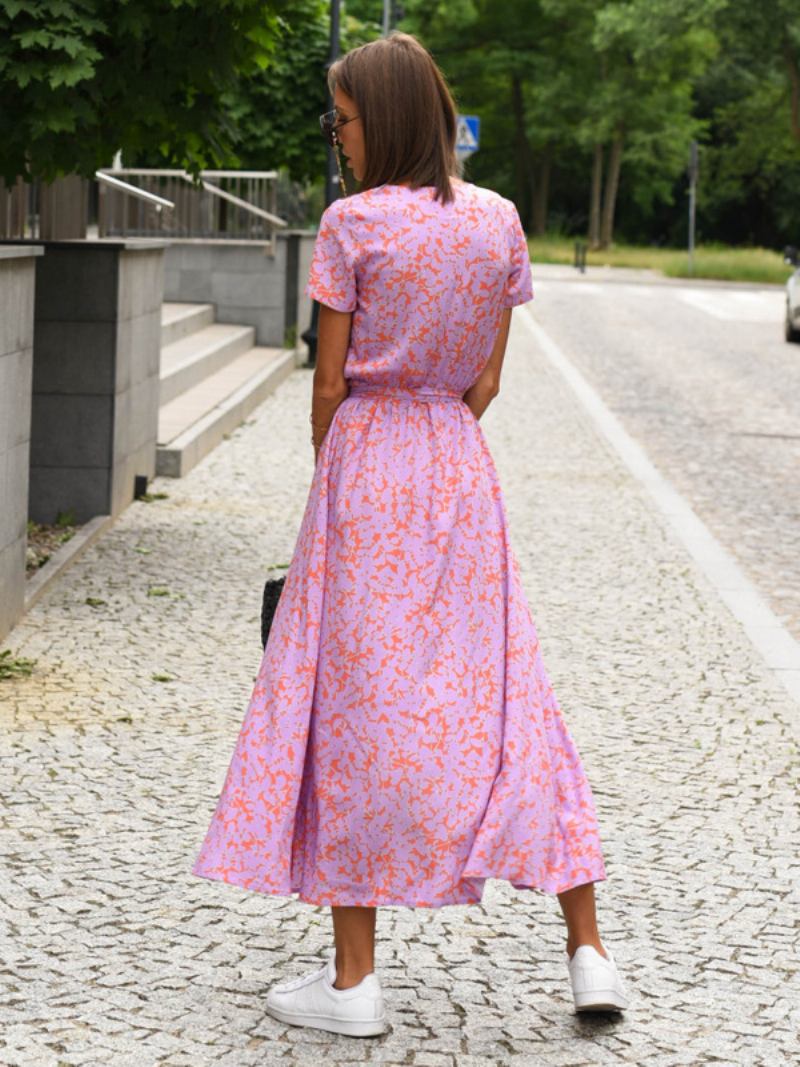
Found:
[95,170,175,210]
[95,166,286,243]
[103,168,279,179]
[180,173,287,228]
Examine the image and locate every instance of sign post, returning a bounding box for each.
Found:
[687,140,698,277]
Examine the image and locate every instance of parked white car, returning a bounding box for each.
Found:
[784,245,800,343]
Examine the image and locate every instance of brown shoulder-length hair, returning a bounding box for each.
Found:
[328,31,461,206]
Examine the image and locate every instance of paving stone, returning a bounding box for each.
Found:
[0,305,798,1064]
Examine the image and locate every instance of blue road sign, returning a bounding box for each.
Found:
[456,115,480,159]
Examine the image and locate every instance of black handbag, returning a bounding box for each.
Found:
[261,576,286,648]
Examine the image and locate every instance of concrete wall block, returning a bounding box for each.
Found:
[213,307,280,347]
[28,465,110,525]
[129,375,159,452]
[0,258,36,356]
[0,346,33,452]
[32,320,116,395]
[113,376,158,461]
[118,248,165,320]
[30,393,112,468]
[34,247,118,322]
[161,243,291,344]
[166,269,214,304]
[0,534,26,642]
[164,244,214,273]
[0,439,31,547]
[111,386,132,461]
[115,309,161,393]
[211,271,283,310]
[110,439,154,518]
[214,244,284,276]
[163,267,181,296]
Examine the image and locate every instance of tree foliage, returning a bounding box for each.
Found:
[219,0,382,184]
[392,0,799,246]
[0,0,293,185]
[1,0,798,246]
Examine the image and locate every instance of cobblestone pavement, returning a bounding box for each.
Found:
[530,264,800,643]
[1,293,799,1065]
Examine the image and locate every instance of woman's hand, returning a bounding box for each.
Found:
[310,386,349,463]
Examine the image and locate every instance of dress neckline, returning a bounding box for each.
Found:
[379,178,463,193]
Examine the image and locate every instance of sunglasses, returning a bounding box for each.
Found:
[319,107,361,148]
[319,107,361,197]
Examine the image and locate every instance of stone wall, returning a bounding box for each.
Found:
[0,246,43,641]
[4,238,167,524]
[163,230,317,348]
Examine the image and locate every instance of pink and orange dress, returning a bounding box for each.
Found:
[191,177,608,907]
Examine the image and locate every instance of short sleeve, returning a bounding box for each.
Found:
[503,201,534,308]
[304,202,357,312]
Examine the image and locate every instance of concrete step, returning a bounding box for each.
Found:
[159,322,256,406]
[161,302,215,348]
[156,346,298,478]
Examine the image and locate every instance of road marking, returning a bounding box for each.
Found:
[520,306,800,706]
[672,287,783,322]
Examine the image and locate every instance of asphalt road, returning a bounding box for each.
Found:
[528,264,800,643]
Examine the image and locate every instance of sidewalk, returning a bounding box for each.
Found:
[1,308,797,1065]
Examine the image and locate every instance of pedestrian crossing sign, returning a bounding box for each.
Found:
[456,115,480,159]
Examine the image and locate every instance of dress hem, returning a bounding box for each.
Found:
[190,866,607,908]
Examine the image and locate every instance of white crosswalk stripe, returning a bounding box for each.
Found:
[671,287,784,322]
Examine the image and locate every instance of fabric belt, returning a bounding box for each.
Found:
[348,382,464,402]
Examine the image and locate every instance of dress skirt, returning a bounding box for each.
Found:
[191,382,608,907]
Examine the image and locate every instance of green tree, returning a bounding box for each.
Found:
[401,0,720,246]
[401,0,549,224]
[220,0,382,187]
[541,0,723,249]
[695,0,800,243]
[0,0,292,185]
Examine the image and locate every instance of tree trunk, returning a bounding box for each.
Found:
[599,130,624,249]
[510,71,535,227]
[783,39,800,143]
[589,142,603,249]
[531,148,551,236]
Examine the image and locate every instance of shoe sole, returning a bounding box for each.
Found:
[265,1001,388,1037]
[574,989,628,1012]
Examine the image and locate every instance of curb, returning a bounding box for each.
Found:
[520,306,800,707]
[24,513,117,614]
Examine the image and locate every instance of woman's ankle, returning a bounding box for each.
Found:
[566,936,606,960]
[332,966,374,990]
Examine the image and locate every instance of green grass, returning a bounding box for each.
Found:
[530,235,794,286]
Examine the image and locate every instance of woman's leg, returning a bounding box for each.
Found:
[557,882,608,959]
[330,906,377,989]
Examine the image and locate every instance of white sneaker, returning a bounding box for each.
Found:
[265,950,388,1037]
[566,944,629,1012]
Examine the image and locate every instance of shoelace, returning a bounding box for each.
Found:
[275,964,327,992]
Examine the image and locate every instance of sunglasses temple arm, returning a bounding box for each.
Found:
[333,144,348,197]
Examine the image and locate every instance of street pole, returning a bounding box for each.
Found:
[301,0,342,368]
[687,139,698,278]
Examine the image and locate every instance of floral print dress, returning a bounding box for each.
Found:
[191,176,608,907]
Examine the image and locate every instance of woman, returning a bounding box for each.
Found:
[191,30,629,1037]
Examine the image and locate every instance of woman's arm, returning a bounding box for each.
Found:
[462,306,512,420]
[311,303,352,463]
